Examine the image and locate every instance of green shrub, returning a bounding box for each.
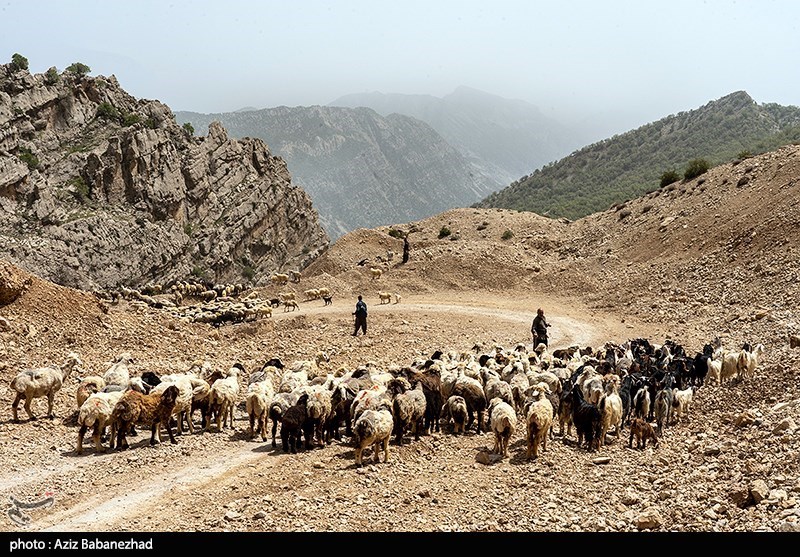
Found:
[18,148,39,170]
[11,53,29,71]
[684,158,710,181]
[659,169,680,188]
[44,67,60,84]
[438,226,451,239]
[122,112,141,127]
[737,150,752,160]
[65,62,91,76]
[242,266,256,280]
[182,122,195,136]
[96,102,119,121]
[388,228,405,239]
[183,223,193,236]
[145,118,158,129]
[501,229,514,240]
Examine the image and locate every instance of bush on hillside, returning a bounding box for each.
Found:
[684,158,710,181]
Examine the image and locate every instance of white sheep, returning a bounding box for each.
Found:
[103,352,135,391]
[524,385,554,460]
[207,364,242,431]
[353,400,394,466]
[378,291,392,304]
[76,390,124,454]
[151,374,197,436]
[11,352,83,421]
[369,267,383,280]
[488,397,517,457]
[246,375,275,441]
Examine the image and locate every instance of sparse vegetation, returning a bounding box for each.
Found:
[10,53,29,72]
[190,266,208,280]
[659,170,680,188]
[388,228,405,239]
[65,62,91,76]
[737,150,752,159]
[182,122,195,137]
[17,148,39,170]
[684,158,710,181]
[183,223,193,236]
[438,226,451,239]
[501,229,514,240]
[242,266,256,280]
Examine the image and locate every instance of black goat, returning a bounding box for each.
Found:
[280,393,310,453]
[571,384,602,452]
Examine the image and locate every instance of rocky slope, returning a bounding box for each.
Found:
[175,105,498,239]
[0,63,328,290]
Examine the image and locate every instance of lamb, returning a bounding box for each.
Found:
[671,385,695,424]
[76,390,124,454]
[206,364,242,432]
[353,399,394,466]
[280,393,310,453]
[150,374,197,435]
[75,376,106,410]
[628,417,659,449]
[246,375,275,441]
[110,385,180,450]
[440,395,469,435]
[488,397,517,458]
[11,352,83,422]
[452,374,487,433]
[389,379,427,445]
[524,385,554,460]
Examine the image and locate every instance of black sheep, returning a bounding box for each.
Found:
[280,394,309,453]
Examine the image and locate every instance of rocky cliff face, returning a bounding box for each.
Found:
[175,105,499,239]
[0,63,328,290]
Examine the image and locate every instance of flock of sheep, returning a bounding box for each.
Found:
[8,332,766,466]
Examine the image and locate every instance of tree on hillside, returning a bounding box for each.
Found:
[388,226,417,264]
[65,62,91,76]
[10,53,29,71]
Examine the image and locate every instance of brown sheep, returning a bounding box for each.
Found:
[441,395,468,435]
[110,385,180,450]
[388,379,427,445]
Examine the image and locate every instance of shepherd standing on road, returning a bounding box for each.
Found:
[531,307,550,348]
[352,295,368,336]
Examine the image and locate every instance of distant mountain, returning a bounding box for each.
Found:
[474,91,800,220]
[330,86,589,186]
[175,106,498,239]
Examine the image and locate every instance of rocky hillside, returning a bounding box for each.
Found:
[330,86,586,187]
[476,91,800,220]
[0,62,328,291]
[175,106,498,239]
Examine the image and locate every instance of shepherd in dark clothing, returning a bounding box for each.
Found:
[531,307,550,348]
[352,295,367,336]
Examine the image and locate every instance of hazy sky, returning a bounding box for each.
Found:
[3,0,799,136]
